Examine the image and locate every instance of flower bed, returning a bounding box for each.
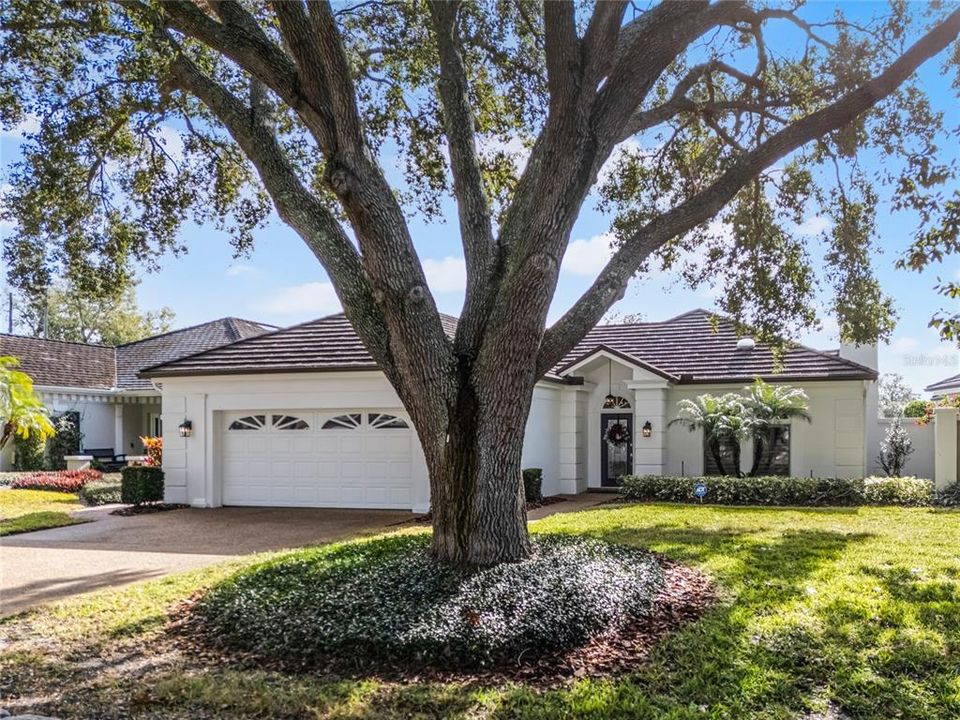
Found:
[10,469,103,493]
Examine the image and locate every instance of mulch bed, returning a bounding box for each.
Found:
[164,552,718,687]
[398,495,568,525]
[110,503,189,516]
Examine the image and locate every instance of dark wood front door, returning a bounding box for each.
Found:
[600,413,632,487]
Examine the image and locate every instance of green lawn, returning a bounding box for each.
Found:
[0,488,88,536]
[1,504,958,719]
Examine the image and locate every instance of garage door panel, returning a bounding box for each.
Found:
[221,409,414,509]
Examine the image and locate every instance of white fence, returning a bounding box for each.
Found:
[870,418,936,480]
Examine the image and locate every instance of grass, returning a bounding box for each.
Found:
[0,488,88,536]
[1,504,958,719]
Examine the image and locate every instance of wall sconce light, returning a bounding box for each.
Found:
[178,420,193,438]
[642,421,653,438]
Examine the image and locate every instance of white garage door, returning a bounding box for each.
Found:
[220,410,414,509]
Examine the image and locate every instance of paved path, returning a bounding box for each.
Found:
[1,493,613,616]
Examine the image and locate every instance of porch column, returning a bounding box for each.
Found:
[934,406,959,490]
[557,387,585,494]
[114,402,124,455]
[630,384,668,476]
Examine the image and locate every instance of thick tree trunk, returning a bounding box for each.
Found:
[424,364,534,566]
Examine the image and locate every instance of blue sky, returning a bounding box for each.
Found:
[1,1,958,396]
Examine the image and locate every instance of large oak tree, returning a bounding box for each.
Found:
[2,1,959,565]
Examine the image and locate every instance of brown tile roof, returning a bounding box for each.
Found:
[556,309,877,383]
[141,314,459,378]
[143,309,876,384]
[0,334,116,390]
[116,318,274,390]
[0,318,274,391]
[925,372,960,393]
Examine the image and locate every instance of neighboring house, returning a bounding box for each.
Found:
[0,318,275,469]
[925,372,960,399]
[141,309,879,513]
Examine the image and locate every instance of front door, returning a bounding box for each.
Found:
[600,413,632,487]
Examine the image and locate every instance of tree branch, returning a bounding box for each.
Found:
[539,7,960,374]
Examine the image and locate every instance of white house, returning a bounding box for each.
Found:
[0,318,274,469]
[139,310,880,513]
[926,372,960,399]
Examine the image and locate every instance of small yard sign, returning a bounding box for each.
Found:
[693,483,708,502]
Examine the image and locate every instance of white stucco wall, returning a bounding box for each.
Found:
[43,394,115,450]
[520,384,561,496]
[868,418,935,480]
[664,380,871,478]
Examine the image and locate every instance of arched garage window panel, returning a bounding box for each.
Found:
[321,414,362,430]
[228,415,266,431]
[368,413,409,429]
[272,414,310,430]
[602,395,631,410]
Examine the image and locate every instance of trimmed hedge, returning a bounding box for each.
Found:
[197,534,664,670]
[522,467,543,503]
[620,474,938,507]
[120,466,164,505]
[78,480,123,506]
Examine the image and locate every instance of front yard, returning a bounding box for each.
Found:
[1,503,958,719]
[0,488,87,536]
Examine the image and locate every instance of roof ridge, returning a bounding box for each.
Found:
[138,312,347,376]
[116,316,272,348]
[0,332,116,350]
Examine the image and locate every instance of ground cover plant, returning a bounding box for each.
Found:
[0,488,87,536]
[10,469,102,493]
[194,534,665,670]
[1,504,958,719]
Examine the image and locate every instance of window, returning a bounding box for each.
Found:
[703,436,739,476]
[272,414,309,430]
[368,413,409,429]
[602,395,631,409]
[753,426,791,476]
[322,414,362,430]
[228,415,266,431]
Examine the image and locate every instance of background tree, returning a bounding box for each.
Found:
[0,356,55,452]
[2,1,960,565]
[878,372,920,419]
[741,379,811,476]
[14,280,175,346]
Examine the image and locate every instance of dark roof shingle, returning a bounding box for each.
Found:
[0,317,274,391]
[556,309,877,383]
[143,309,876,384]
[925,372,960,393]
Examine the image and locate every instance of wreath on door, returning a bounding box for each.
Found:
[604,422,630,448]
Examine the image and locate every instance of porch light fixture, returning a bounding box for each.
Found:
[178,420,193,438]
[642,421,653,438]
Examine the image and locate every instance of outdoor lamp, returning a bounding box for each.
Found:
[178,420,193,437]
[642,421,653,438]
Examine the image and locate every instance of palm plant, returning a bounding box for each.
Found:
[741,379,811,476]
[0,356,55,450]
[671,393,749,476]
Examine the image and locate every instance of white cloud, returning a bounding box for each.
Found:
[255,282,341,317]
[154,124,185,165]
[422,256,467,293]
[227,263,255,277]
[892,336,920,352]
[0,114,40,140]
[561,232,615,277]
[794,215,833,237]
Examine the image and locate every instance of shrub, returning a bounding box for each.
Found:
[46,412,82,470]
[862,476,933,506]
[13,432,46,471]
[903,399,931,418]
[140,435,162,466]
[10,469,102,493]
[620,474,939,508]
[522,467,543,503]
[197,534,664,669]
[120,466,164,505]
[78,479,122,506]
[877,419,914,476]
[936,482,960,507]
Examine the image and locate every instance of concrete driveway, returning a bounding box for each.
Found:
[0,505,410,617]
